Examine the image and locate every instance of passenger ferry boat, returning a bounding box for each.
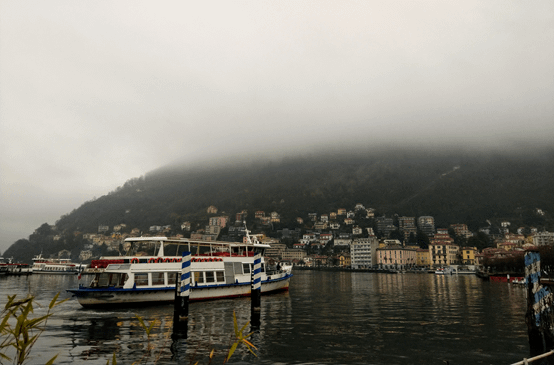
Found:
[67,230,293,308]
[32,254,86,274]
[0,257,31,275]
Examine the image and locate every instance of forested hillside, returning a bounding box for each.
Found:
[5,148,554,262]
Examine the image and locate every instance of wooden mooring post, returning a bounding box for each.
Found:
[524,249,554,362]
[173,251,191,336]
[251,253,261,327]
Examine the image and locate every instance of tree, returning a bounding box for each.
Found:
[467,231,491,251]
[416,230,430,249]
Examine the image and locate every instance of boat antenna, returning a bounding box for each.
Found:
[244,221,259,245]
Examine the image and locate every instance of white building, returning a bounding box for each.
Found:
[533,232,554,246]
[350,237,378,269]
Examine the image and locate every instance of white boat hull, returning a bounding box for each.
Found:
[69,274,291,307]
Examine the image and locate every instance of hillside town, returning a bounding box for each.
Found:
[27,203,552,272]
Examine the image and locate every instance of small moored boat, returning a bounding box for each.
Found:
[435,267,453,275]
[32,254,86,275]
[67,228,292,308]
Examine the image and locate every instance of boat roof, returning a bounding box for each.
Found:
[124,237,168,242]
[124,236,271,248]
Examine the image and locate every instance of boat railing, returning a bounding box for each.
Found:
[510,349,554,365]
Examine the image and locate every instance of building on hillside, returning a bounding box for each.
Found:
[277,228,301,240]
[533,231,554,246]
[207,205,218,214]
[416,248,431,267]
[79,250,93,261]
[270,212,281,223]
[497,241,517,251]
[114,224,126,232]
[383,239,402,247]
[398,216,417,241]
[320,214,329,222]
[377,245,417,270]
[337,208,347,216]
[450,224,472,238]
[418,216,435,236]
[205,225,221,235]
[330,222,341,230]
[282,249,306,262]
[504,233,525,245]
[354,203,365,211]
[98,225,110,233]
[429,243,460,267]
[265,243,287,259]
[352,226,363,235]
[319,233,333,244]
[255,211,265,219]
[314,222,328,230]
[366,209,375,218]
[227,225,246,239]
[330,212,337,220]
[296,217,304,225]
[235,210,248,222]
[461,247,478,265]
[376,216,396,237]
[209,216,228,228]
[301,233,317,244]
[334,238,352,247]
[430,229,454,245]
[350,237,378,269]
[308,213,318,222]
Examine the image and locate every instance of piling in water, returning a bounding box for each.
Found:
[251,253,261,327]
[173,251,191,336]
[524,249,554,362]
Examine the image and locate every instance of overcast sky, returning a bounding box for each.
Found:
[1,0,553,253]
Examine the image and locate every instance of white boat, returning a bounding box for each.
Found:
[67,229,293,308]
[32,254,86,275]
[435,267,453,275]
[0,257,32,275]
[0,257,8,276]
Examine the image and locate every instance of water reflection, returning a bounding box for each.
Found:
[0,271,529,364]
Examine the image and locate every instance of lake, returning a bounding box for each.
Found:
[0,270,529,364]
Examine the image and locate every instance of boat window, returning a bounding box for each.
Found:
[168,272,177,285]
[107,273,127,287]
[243,263,250,274]
[152,272,164,285]
[205,271,215,283]
[135,273,149,286]
[216,271,224,282]
[98,273,110,287]
[193,271,204,284]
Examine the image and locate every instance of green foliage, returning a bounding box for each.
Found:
[225,311,257,363]
[0,292,68,365]
[136,315,156,337]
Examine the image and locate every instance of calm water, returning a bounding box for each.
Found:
[0,271,529,365]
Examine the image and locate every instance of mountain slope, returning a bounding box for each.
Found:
[5,148,554,262]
